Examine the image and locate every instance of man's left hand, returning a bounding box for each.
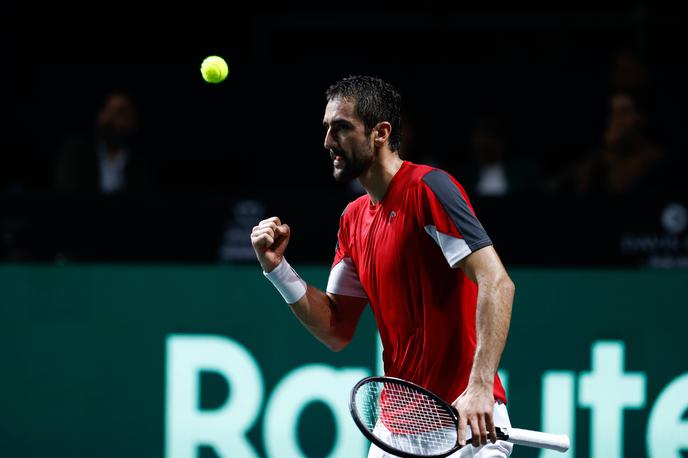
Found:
[452,383,497,447]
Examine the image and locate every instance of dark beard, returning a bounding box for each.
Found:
[333,147,373,183]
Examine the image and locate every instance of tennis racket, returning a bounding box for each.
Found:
[350,376,570,457]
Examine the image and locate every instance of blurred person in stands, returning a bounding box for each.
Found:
[453,114,540,196]
[53,91,153,194]
[546,48,675,194]
[575,91,666,194]
[611,49,650,97]
[609,48,661,140]
[610,48,685,186]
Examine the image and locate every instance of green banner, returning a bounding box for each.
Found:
[0,265,686,458]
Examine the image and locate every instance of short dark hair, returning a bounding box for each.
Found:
[326,75,402,152]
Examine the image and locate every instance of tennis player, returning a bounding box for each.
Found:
[251,75,515,457]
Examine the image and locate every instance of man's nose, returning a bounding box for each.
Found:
[324,127,335,150]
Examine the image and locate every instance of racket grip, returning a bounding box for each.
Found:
[504,428,570,452]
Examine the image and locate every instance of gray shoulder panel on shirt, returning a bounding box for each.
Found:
[422,169,492,251]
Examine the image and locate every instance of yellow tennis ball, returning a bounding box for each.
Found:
[201,56,229,83]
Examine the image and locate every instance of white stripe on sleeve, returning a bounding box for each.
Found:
[326,258,368,298]
[424,225,472,268]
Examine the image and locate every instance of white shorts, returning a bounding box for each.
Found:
[367,402,513,458]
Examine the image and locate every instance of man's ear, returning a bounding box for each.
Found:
[374,122,392,145]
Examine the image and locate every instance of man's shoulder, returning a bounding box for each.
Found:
[406,161,436,175]
[341,193,369,218]
[404,162,459,189]
[404,162,474,208]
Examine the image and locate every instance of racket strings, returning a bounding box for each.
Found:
[376,394,454,432]
[355,381,457,455]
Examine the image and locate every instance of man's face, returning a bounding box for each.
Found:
[322,97,374,182]
[608,94,640,140]
[97,94,138,147]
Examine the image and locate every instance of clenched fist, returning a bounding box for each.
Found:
[250,216,291,272]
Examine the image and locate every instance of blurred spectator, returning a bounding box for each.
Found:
[571,92,666,195]
[611,49,650,96]
[452,115,541,196]
[53,91,153,194]
[609,48,660,137]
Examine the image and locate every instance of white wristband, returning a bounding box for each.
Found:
[263,258,307,304]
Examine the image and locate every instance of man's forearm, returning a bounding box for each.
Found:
[289,285,339,348]
[289,285,363,352]
[469,273,514,386]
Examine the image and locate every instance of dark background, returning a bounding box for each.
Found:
[1,3,686,265]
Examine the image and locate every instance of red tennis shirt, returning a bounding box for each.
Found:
[326,161,507,404]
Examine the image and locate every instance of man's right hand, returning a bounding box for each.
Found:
[250,216,291,273]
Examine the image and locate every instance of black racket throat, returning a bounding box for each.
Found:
[350,376,508,458]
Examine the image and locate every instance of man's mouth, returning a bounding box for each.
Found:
[331,151,345,168]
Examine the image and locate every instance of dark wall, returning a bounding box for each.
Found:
[3,6,685,193]
[2,5,687,265]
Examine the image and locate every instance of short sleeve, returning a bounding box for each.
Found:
[326,206,368,299]
[419,169,493,267]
